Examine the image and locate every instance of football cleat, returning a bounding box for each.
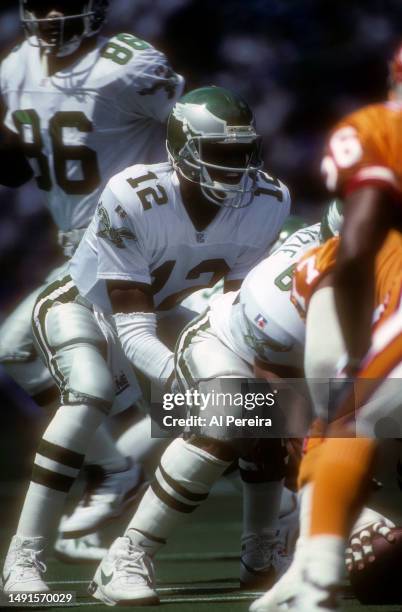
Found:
[53,529,108,563]
[88,536,159,606]
[61,461,147,538]
[240,530,291,590]
[2,535,49,593]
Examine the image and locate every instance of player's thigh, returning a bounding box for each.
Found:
[0,285,45,362]
[305,286,345,419]
[33,294,115,411]
[176,312,256,451]
[176,325,253,385]
[353,308,402,436]
[0,261,69,362]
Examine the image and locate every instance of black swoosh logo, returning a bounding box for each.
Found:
[101,569,113,585]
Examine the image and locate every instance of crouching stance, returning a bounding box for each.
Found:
[2,276,140,593]
[89,222,326,606]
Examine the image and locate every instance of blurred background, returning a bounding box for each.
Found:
[1,0,402,484]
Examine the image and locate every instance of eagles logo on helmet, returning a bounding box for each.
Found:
[20,0,108,57]
[166,86,263,208]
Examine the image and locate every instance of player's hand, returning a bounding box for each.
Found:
[346,520,395,571]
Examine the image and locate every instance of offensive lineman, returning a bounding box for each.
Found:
[0,0,184,557]
[2,86,290,594]
[89,219,329,605]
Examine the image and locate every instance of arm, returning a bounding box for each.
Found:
[333,186,393,371]
[108,280,175,388]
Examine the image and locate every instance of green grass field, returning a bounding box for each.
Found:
[1,484,401,612]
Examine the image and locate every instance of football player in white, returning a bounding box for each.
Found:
[0,0,184,563]
[89,218,323,605]
[2,85,290,595]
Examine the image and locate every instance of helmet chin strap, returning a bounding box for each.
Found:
[55,36,82,57]
[200,168,254,209]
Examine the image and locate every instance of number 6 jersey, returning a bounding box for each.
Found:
[69,162,291,312]
[0,34,184,231]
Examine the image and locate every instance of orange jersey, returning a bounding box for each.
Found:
[321,102,402,206]
[292,232,402,321]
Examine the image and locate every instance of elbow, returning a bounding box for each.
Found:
[334,250,373,289]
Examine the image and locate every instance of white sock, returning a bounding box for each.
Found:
[17,404,104,539]
[239,457,284,539]
[126,438,231,554]
[293,482,313,562]
[116,415,168,465]
[85,423,128,472]
[241,479,283,540]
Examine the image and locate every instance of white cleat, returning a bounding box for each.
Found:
[249,558,301,611]
[88,536,159,606]
[54,530,108,563]
[2,535,49,593]
[240,530,291,590]
[61,461,147,538]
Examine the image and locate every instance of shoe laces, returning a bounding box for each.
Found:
[15,547,47,578]
[116,542,153,585]
[245,533,289,571]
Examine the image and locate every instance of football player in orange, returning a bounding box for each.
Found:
[251,44,402,612]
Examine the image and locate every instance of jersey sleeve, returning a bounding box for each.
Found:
[95,182,152,285]
[290,238,339,317]
[114,37,185,123]
[321,106,400,198]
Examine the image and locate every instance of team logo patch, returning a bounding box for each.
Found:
[254,314,267,329]
[115,204,128,219]
[96,205,136,249]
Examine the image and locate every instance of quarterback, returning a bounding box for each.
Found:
[0,0,184,564]
[2,85,290,595]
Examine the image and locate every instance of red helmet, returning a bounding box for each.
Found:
[390,44,402,87]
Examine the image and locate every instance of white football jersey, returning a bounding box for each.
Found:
[209,224,321,369]
[0,34,184,231]
[69,162,291,312]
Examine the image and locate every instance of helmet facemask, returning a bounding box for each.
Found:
[170,128,263,208]
[20,0,106,57]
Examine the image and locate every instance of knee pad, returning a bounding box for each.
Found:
[40,302,115,411]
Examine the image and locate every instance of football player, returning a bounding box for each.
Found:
[2,85,290,595]
[251,43,402,612]
[0,0,184,561]
[181,214,310,314]
[88,209,347,606]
